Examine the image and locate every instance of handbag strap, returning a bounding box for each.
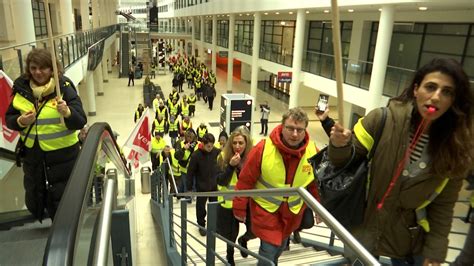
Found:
[20,99,49,143]
[367,107,387,160]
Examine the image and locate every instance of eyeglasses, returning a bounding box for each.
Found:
[284,125,306,134]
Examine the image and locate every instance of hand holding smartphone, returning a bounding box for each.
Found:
[316,94,329,114]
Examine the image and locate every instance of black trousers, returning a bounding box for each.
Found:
[196,195,217,227]
[208,96,214,110]
[128,77,134,86]
[217,206,240,258]
[260,119,268,135]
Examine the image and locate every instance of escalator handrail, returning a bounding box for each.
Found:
[0,147,17,162]
[42,122,131,266]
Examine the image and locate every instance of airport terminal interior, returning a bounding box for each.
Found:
[0,0,473,265]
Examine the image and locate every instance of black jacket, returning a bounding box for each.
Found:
[186,146,220,191]
[320,117,335,137]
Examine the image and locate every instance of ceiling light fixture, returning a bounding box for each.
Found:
[264,12,268,15]
[418,6,428,11]
[348,9,354,13]
[289,11,293,15]
[306,11,310,14]
[323,10,330,13]
[275,12,280,15]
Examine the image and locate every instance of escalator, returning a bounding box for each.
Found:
[0,123,135,265]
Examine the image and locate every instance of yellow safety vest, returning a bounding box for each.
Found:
[254,139,316,214]
[178,141,193,174]
[154,119,165,134]
[194,78,201,89]
[188,96,196,106]
[169,102,179,116]
[182,120,191,131]
[135,110,141,121]
[181,104,189,117]
[170,91,178,100]
[168,119,179,131]
[151,137,166,153]
[354,117,449,232]
[218,166,238,209]
[12,93,78,151]
[156,107,167,119]
[160,150,181,177]
[197,127,207,138]
[153,98,160,110]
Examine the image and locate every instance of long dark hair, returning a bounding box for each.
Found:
[392,58,473,178]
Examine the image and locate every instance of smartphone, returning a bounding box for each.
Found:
[316,94,329,113]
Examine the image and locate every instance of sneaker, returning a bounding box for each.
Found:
[237,236,248,258]
[199,228,206,236]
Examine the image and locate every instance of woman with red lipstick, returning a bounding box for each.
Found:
[329,58,474,265]
[216,126,254,265]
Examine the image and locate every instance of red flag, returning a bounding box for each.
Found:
[0,70,19,151]
[124,108,152,168]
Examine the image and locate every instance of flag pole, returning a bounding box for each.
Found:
[44,0,64,124]
[330,0,345,126]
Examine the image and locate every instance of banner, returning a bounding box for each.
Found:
[0,70,19,151]
[123,108,152,168]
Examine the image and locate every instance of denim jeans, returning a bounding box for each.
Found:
[390,255,424,266]
[257,238,289,266]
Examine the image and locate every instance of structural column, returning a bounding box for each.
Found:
[59,0,74,34]
[102,58,109,82]
[94,63,104,96]
[86,72,96,116]
[11,0,35,46]
[80,0,90,31]
[250,12,262,101]
[288,9,306,108]
[191,17,196,57]
[211,15,217,73]
[200,16,205,63]
[91,0,100,28]
[366,5,394,113]
[226,14,235,93]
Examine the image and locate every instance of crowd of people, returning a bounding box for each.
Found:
[6,48,473,266]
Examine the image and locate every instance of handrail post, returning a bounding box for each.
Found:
[92,177,116,266]
[180,199,188,266]
[168,194,174,247]
[206,202,218,265]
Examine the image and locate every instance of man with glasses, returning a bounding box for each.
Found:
[233,108,320,265]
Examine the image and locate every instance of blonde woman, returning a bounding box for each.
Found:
[216,126,254,265]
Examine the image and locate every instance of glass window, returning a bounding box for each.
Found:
[272,35,281,44]
[423,35,466,55]
[462,57,474,78]
[309,28,322,39]
[308,39,321,50]
[465,37,474,56]
[273,26,283,35]
[426,24,469,35]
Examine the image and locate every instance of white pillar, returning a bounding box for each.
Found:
[86,72,96,116]
[102,59,109,82]
[200,16,205,62]
[80,0,90,30]
[366,5,394,114]
[59,0,74,34]
[92,0,100,29]
[289,9,306,108]
[250,12,262,100]
[227,14,235,93]
[94,63,104,96]
[191,17,196,57]
[211,15,217,73]
[11,0,35,45]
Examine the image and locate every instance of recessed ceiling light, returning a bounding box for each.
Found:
[323,10,330,13]
[275,12,280,15]
[246,13,250,16]
[305,11,310,14]
[289,11,293,15]
[239,14,242,16]
[418,6,428,11]
[227,14,230,17]
[264,12,268,15]
[378,8,382,12]
[348,9,354,13]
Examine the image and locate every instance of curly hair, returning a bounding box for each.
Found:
[392,58,474,178]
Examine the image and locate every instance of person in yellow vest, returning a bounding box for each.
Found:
[329,58,474,265]
[175,128,198,198]
[180,116,192,136]
[150,133,166,170]
[168,115,180,147]
[134,103,144,123]
[233,108,320,265]
[152,94,162,113]
[169,87,179,102]
[181,95,190,118]
[158,145,181,194]
[5,49,87,221]
[194,75,202,101]
[188,93,197,117]
[216,126,255,265]
[197,123,208,142]
[152,114,166,136]
[155,99,169,132]
[168,97,181,118]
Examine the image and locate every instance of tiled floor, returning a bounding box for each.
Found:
[78,60,471,265]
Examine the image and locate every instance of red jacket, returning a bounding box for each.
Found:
[233,125,320,246]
